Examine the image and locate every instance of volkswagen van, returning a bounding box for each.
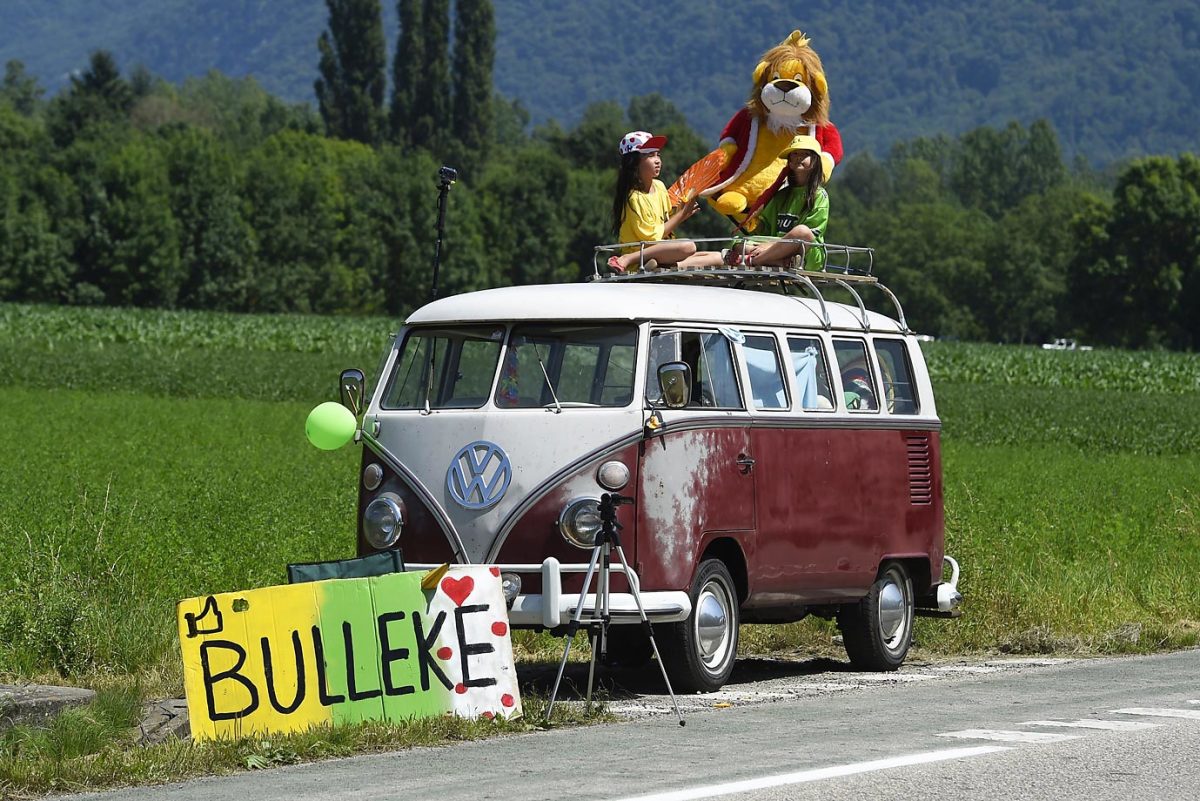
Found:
[340,264,962,692]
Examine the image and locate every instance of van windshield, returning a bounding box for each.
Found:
[381,324,638,410]
[496,324,637,408]
[382,326,504,410]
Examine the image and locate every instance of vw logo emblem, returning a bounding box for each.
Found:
[446,440,512,510]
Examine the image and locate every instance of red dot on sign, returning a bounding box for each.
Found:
[501,694,514,708]
[492,621,508,636]
[455,683,467,694]
[437,646,453,660]
[489,566,501,577]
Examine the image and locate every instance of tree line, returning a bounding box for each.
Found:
[0,0,1197,349]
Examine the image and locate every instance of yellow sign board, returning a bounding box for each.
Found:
[177,567,521,740]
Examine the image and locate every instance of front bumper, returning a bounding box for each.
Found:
[407,557,692,628]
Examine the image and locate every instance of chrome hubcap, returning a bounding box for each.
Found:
[696,581,732,668]
[877,568,911,651]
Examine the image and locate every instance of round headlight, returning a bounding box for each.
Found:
[558,497,603,549]
[500,572,522,605]
[596,460,630,491]
[363,462,384,491]
[363,493,405,549]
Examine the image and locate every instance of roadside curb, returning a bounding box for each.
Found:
[0,684,96,731]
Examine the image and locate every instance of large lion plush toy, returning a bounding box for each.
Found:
[706,30,843,218]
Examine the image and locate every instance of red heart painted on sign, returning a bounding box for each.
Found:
[489,566,500,577]
[491,621,508,636]
[441,576,475,606]
[501,694,514,708]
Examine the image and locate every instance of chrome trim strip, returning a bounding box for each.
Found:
[646,415,942,434]
[361,433,470,563]
[746,417,943,432]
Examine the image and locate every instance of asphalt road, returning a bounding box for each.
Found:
[65,649,1200,801]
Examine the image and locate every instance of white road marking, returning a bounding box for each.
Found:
[1023,719,1160,731]
[605,746,1009,801]
[1113,707,1200,720]
[937,729,1080,744]
[1188,700,1200,705]
[929,665,1002,674]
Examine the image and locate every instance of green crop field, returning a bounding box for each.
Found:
[2,304,1199,692]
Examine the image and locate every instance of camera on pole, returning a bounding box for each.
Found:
[429,165,458,302]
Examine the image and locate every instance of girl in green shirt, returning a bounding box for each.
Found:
[730,134,829,271]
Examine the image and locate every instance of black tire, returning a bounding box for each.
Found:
[838,561,914,671]
[660,559,739,692]
[600,625,652,669]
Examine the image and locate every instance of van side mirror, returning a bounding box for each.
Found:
[339,368,366,417]
[657,361,692,409]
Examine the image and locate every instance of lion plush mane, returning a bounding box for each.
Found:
[705,31,843,218]
[748,34,830,130]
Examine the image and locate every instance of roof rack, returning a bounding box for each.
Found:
[591,238,908,334]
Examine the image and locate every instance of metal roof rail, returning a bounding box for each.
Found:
[591,238,908,333]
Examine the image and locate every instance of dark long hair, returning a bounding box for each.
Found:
[790,153,824,218]
[610,152,646,238]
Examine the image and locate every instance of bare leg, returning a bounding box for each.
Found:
[676,251,725,269]
[747,227,814,267]
[615,240,697,272]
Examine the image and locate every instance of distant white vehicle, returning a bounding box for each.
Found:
[1042,338,1093,351]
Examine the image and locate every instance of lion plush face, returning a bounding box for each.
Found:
[747,31,830,130]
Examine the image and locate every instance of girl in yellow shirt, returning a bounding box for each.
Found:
[608,131,722,273]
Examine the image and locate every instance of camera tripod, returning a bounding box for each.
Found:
[544,493,685,726]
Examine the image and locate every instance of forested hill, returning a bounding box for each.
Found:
[2,0,1197,162]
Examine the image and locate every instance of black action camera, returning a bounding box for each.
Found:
[438,165,457,185]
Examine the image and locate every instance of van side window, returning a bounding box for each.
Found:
[647,330,743,409]
[742,334,788,410]
[786,336,835,411]
[833,339,879,412]
[874,339,920,414]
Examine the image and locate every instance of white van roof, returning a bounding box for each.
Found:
[407,283,905,334]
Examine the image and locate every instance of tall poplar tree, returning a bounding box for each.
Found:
[315,0,387,145]
[46,50,134,146]
[390,0,424,147]
[451,0,495,157]
[2,60,44,116]
[409,0,450,150]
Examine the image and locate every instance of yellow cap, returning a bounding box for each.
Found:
[780,134,822,158]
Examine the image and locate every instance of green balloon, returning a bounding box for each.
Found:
[305,402,357,450]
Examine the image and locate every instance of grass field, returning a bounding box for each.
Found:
[2,302,1200,796]
[2,304,1199,686]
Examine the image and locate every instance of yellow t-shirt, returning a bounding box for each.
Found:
[618,179,672,254]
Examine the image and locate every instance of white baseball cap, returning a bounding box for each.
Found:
[619,130,668,155]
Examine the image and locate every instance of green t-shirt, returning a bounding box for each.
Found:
[756,184,829,271]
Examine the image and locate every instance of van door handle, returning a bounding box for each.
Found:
[736,454,756,472]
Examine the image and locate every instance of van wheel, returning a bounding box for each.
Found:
[838,561,914,671]
[661,559,739,692]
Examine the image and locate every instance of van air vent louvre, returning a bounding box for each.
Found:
[906,434,932,505]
